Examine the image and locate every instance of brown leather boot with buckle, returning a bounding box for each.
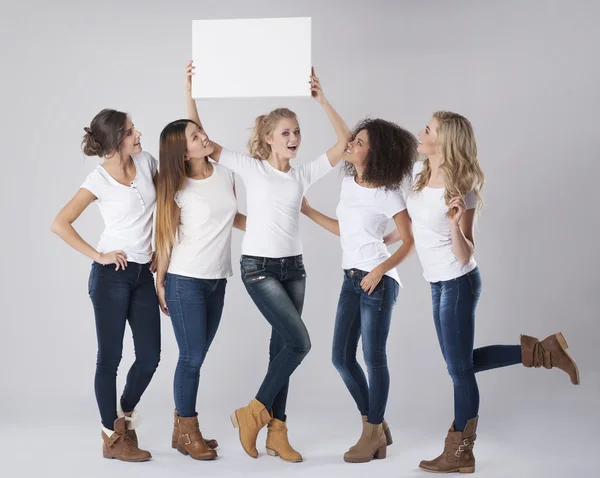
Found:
[172,410,218,450]
[174,415,217,460]
[265,417,302,462]
[101,417,152,462]
[230,398,272,458]
[521,332,580,384]
[343,421,387,463]
[419,417,478,474]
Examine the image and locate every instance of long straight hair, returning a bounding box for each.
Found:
[155,119,200,266]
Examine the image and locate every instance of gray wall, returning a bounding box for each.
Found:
[1,0,598,450]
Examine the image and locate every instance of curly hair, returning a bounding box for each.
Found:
[413,111,485,215]
[343,118,418,190]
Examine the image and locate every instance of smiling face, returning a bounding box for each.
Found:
[266,117,301,159]
[344,129,370,168]
[118,118,142,157]
[417,117,439,156]
[184,121,214,160]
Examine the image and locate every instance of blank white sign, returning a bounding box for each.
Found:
[192,17,312,99]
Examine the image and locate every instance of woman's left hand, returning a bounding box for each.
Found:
[360,267,384,295]
[448,196,466,225]
[309,67,326,105]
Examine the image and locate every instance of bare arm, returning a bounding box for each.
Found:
[184,60,223,162]
[450,201,475,265]
[360,210,415,294]
[310,68,350,167]
[155,206,181,315]
[300,197,340,236]
[51,189,127,270]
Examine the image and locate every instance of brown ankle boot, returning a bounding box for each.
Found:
[123,410,138,447]
[521,332,580,385]
[265,417,302,462]
[361,415,393,446]
[174,415,217,460]
[172,410,218,450]
[230,398,272,458]
[101,417,152,462]
[343,421,387,463]
[419,417,478,474]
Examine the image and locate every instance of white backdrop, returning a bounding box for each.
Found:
[1,1,599,477]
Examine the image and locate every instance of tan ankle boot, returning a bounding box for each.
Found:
[419,417,478,474]
[101,417,152,462]
[230,398,272,458]
[172,410,218,450]
[265,417,302,462]
[361,415,393,446]
[174,415,217,460]
[521,332,580,384]
[343,421,387,463]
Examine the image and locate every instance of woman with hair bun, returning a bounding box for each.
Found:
[51,109,160,462]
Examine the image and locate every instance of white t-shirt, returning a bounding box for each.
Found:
[406,161,478,282]
[336,176,406,285]
[81,151,157,264]
[168,163,238,279]
[219,148,333,258]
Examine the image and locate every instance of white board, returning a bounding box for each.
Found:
[192,17,312,99]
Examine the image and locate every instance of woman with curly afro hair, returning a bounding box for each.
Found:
[302,118,418,463]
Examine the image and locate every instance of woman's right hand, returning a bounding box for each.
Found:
[300,196,312,216]
[96,250,127,270]
[184,60,195,95]
[156,282,169,316]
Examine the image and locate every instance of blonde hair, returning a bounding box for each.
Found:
[247,108,297,160]
[413,111,485,214]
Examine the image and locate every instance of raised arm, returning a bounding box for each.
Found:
[360,210,415,294]
[51,188,127,269]
[310,67,350,167]
[300,197,340,236]
[184,60,223,162]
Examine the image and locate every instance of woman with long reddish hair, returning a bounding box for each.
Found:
[154,62,246,461]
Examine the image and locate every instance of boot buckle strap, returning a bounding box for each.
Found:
[181,433,192,445]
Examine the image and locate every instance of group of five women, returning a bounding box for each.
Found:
[51,62,579,474]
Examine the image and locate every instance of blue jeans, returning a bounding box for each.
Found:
[88,262,161,430]
[431,266,522,431]
[165,274,226,418]
[240,255,310,421]
[332,269,399,424]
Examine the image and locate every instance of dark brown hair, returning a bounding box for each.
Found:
[81,109,129,157]
[343,118,418,190]
[156,119,203,266]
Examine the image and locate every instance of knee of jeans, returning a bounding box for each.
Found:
[292,335,311,357]
[331,350,350,372]
[446,360,475,381]
[96,354,121,372]
[137,353,161,374]
[364,349,388,370]
[179,349,207,370]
